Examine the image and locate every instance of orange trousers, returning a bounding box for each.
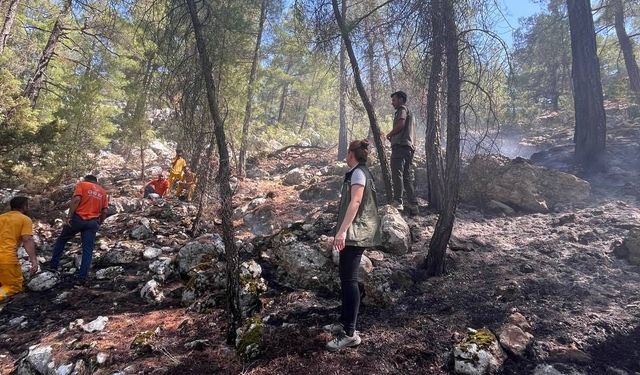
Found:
[0,264,23,301]
[167,173,182,195]
[176,183,196,201]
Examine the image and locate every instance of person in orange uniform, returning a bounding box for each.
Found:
[167,149,187,194]
[176,167,197,202]
[0,197,39,301]
[49,175,109,284]
[144,173,169,199]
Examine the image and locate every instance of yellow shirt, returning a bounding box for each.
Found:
[0,211,33,265]
[170,157,186,175]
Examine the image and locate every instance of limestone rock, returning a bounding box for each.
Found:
[246,168,270,179]
[508,312,532,332]
[235,316,263,360]
[143,247,162,260]
[177,235,225,275]
[149,258,173,280]
[130,224,153,240]
[95,266,124,280]
[25,344,53,374]
[100,249,139,265]
[283,168,307,186]
[533,365,564,375]
[461,155,591,212]
[27,271,59,291]
[272,235,335,290]
[141,279,164,304]
[452,328,506,375]
[498,323,533,357]
[109,197,142,214]
[55,363,74,375]
[380,205,411,255]
[359,254,374,274]
[240,259,262,279]
[82,316,109,333]
[243,205,281,237]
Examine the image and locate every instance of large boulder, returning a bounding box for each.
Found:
[243,205,281,237]
[182,259,265,316]
[453,328,506,375]
[363,266,413,306]
[283,168,307,186]
[380,205,411,255]
[461,155,591,212]
[177,235,225,275]
[271,234,335,290]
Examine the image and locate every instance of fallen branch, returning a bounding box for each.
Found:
[267,144,335,158]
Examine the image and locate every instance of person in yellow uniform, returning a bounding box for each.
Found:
[0,197,39,301]
[176,166,197,202]
[168,149,187,195]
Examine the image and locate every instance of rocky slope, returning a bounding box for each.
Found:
[1,112,640,374]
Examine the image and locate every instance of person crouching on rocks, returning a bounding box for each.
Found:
[144,172,169,201]
[325,139,382,352]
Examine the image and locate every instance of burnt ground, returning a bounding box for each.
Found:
[1,114,640,374]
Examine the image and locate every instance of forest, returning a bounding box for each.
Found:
[1,0,640,373]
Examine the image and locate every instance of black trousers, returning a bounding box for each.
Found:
[339,246,365,336]
[390,145,418,206]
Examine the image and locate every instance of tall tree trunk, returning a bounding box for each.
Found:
[549,63,560,111]
[238,0,267,177]
[612,0,640,93]
[424,0,445,211]
[365,19,377,109]
[23,0,72,107]
[0,0,19,54]
[186,0,242,344]
[424,0,461,277]
[299,72,316,132]
[133,57,156,182]
[277,61,292,123]
[365,17,376,139]
[331,0,393,202]
[567,0,607,169]
[381,36,395,89]
[337,0,348,161]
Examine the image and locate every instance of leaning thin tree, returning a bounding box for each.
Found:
[331,0,393,202]
[423,0,461,276]
[566,0,606,169]
[185,0,242,343]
